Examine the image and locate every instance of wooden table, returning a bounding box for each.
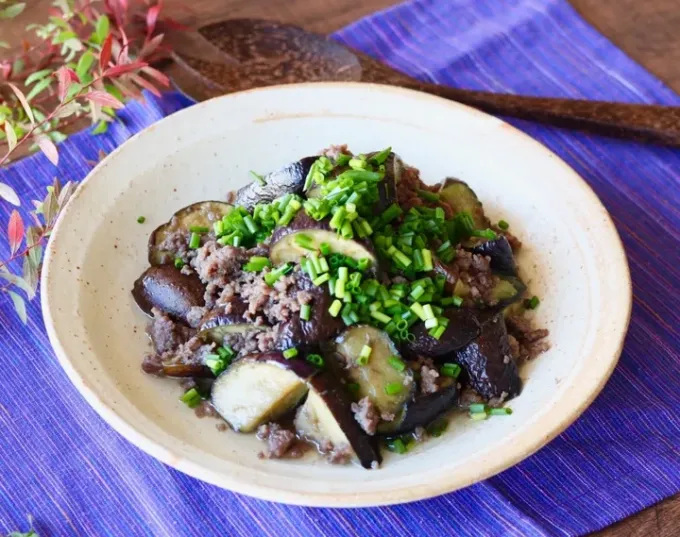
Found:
[2,1,679,535]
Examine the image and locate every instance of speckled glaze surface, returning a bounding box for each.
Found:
[41,83,631,507]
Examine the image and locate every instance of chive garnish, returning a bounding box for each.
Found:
[173,257,184,269]
[189,225,210,234]
[498,219,510,230]
[180,388,202,409]
[524,295,540,309]
[385,382,403,395]
[189,232,201,249]
[283,347,298,359]
[388,356,406,371]
[306,353,324,367]
[417,189,440,203]
[137,216,146,224]
[250,170,267,186]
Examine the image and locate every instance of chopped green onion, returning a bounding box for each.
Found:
[371,311,392,324]
[410,285,425,300]
[338,266,349,281]
[369,147,392,165]
[471,228,497,240]
[489,407,513,416]
[424,317,439,329]
[388,356,406,371]
[217,345,235,359]
[384,382,403,395]
[421,249,433,271]
[335,153,352,166]
[213,220,224,236]
[294,233,315,250]
[335,278,346,298]
[243,256,271,272]
[423,304,435,320]
[357,345,372,365]
[386,437,407,454]
[498,220,510,230]
[427,418,448,437]
[264,263,293,286]
[174,257,185,269]
[379,203,403,226]
[410,302,427,321]
[320,242,332,256]
[470,412,489,421]
[524,295,540,309]
[430,325,446,340]
[283,347,298,359]
[329,299,342,317]
[189,225,210,234]
[250,170,267,186]
[189,232,201,249]
[440,363,461,378]
[180,388,202,409]
[469,403,487,414]
[417,189,440,203]
[137,216,146,224]
[300,304,311,321]
[329,206,347,230]
[319,256,329,273]
[313,273,330,286]
[346,382,360,394]
[306,353,325,367]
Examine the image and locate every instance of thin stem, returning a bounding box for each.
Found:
[0,76,103,168]
[0,226,50,272]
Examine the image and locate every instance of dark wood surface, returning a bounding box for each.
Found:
[2,1,679,535]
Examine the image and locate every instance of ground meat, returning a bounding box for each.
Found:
[420,364,440,394]
[180,264,194,276]
[327,444,353,464]
[141,353,164,374]
[186,306,207,328]
[351,397,380,435]
[160,335,214,368]
[459,387,485,407]
[191,241,248,289]
[195,400,219,418]
[397,165,455,219]
[320,144,350,160]
[488,391,509,408]
[380,411,396,422]
[223,325,279,357]
[216,422,229,432]
[434,249,498,306]
[506,314,551,360]
[148,308,191,354]
[156,229,191,262]
[257,423,297,459]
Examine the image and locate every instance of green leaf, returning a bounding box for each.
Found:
[76,50,95,80]
[92,120,108,134]
[49,131,67,143]
[48,15,70,29]
[0,41,9,48]
[53,30,77,45]
[22,255,39,298]
[8,290,27,323]
[42,187,58,225]
[94,15,110,45]
[0,266,35,299]
[0,3,26,19]
[5,120,17,151]
[26,77,53,102]
[64,81,83,101]
[12,58,24,76]
[104,83,124,103]
[25,68,53,86]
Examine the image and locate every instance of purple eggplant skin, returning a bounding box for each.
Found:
[234,156,319,209]
[368,151,403,212]
[455,313,521,400]
[404,308,481,359]
[275,274,344,351]
[248,351,321,379]
[307,372,382,469]
[132,265,205,323]
[468,236,517,277]
[380,383,459,436]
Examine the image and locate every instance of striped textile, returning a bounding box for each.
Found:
[1,0,679,535]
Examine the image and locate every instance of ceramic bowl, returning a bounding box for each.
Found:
[42,83,631,506]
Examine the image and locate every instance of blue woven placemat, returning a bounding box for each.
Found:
[1,0,679,535]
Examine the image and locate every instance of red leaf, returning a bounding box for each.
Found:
[55,66,79,102]
[8,83,34,124]
[0,62,11,80]
[7,210,24,255]
[159,17,189,31]
[146,3,161,36]
[141,66,170,87]
[100,34,113,70]
[140,33,164,59]
[36,135,59,166]
[85,90,125,109]
[103,61,148,78]
[129,73,161,97]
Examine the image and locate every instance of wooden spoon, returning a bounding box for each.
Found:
[164,18,680,147]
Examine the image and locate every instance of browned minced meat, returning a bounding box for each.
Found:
[506,314,551,360]
[351,397,380,436]
[216,422,229,432]
[195,400,219,419]
[186,306,208,328]
[320,144,350,160]
[420,364,440,395]
[318,440,353,464]
[223,324,280,358]
[256,423,298,459]
[157,229,191,262]
[459,387,485,407]
[148,308,188,354]
[191,241,248,298]
[398,165,455,219]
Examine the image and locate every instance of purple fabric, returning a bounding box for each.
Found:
[1,0,679,535]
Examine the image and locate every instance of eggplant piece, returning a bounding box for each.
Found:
[275,274,343,350]
[454,313,521,400]
[211,352,317,432]
[334,325,414,418]
[468,236,517,276]
[269,212,376,266]
[198,305,265,344]
[404,309,480,358]
[148,201,234,265]
[488,276,526,308]
[438,178,490,229]
[234,156,319,209]
[132,265,205,322]
[162,363,212,378]
[295,372,382,469]
[379,383,459,435]
[367,151,403,211]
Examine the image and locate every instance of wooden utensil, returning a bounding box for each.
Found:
[164,18,680,146]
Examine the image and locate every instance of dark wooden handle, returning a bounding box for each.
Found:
[403,81,680,146]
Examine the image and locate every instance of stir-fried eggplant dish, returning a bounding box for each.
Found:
[132,145,549,468]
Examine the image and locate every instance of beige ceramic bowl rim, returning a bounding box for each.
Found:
[42,82,632,506]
